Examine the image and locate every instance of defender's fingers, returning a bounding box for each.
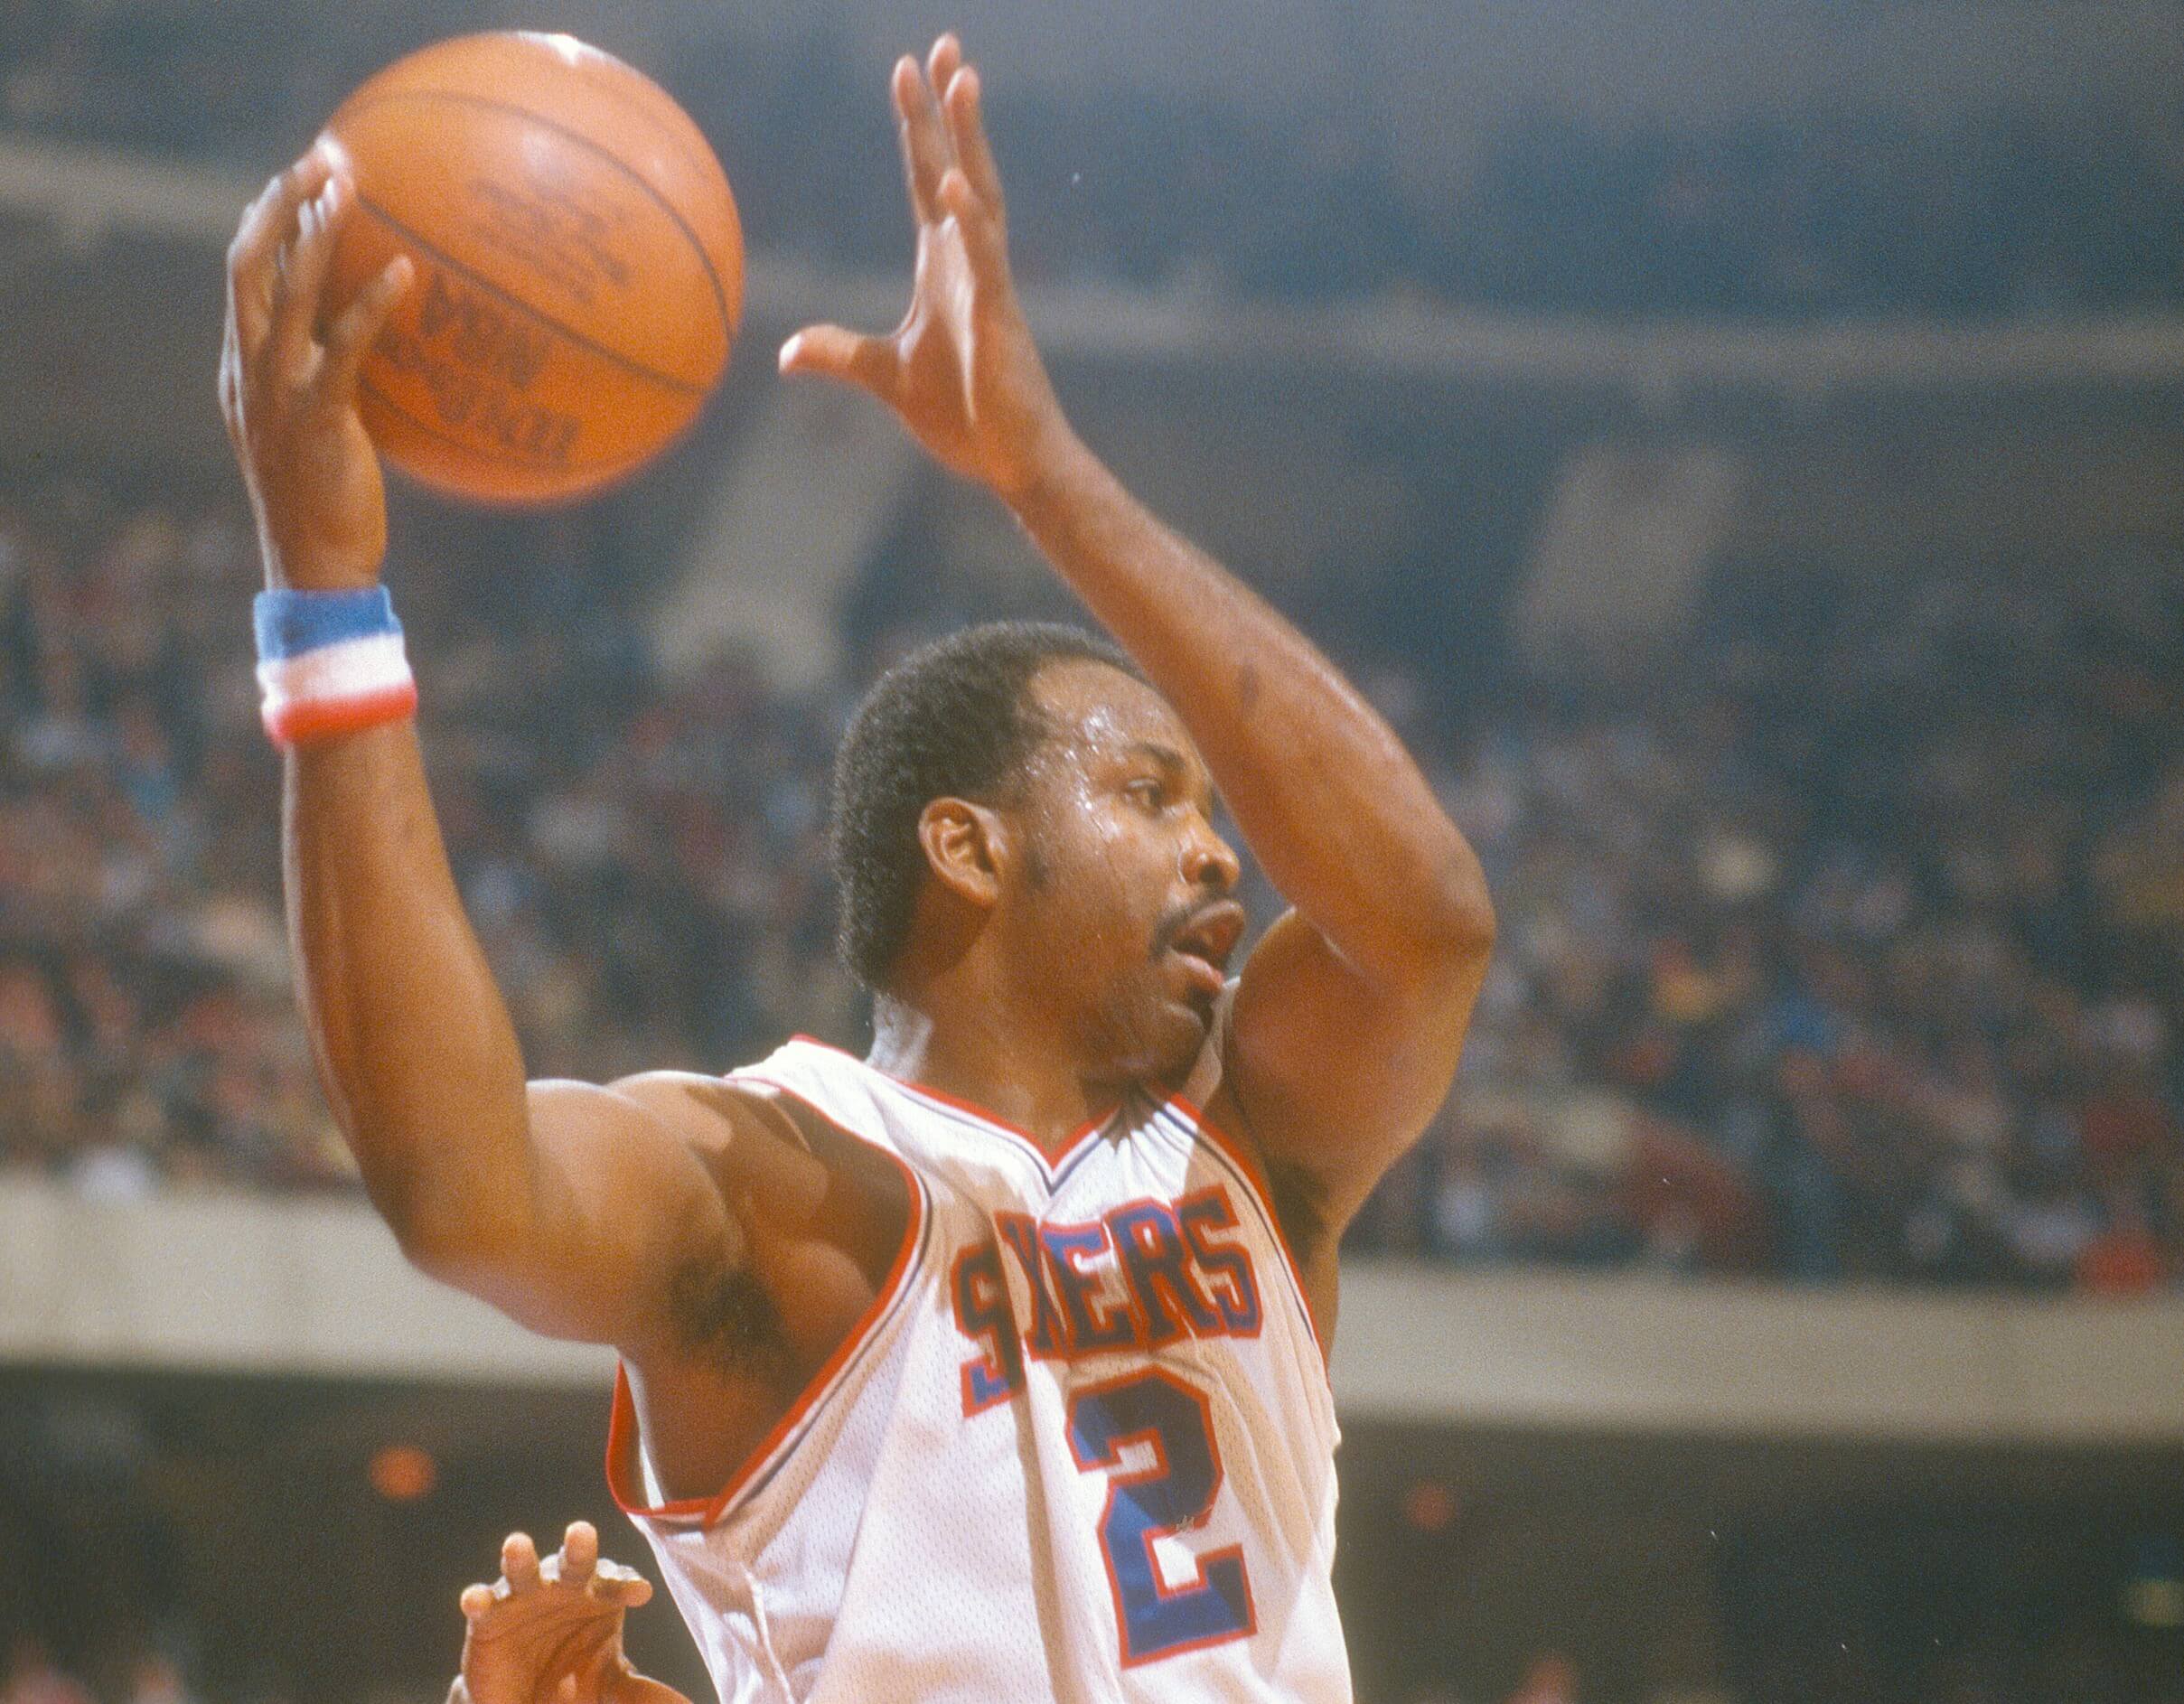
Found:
[779,324,900,399]
[942,66,1008,228]
[558,1521,600,1591]
[893,54,951,228]
[593,1557,653,1601]
[501,1531,542,1593]
[228,145,338,360]
[460,1583,494,1622]
[323,254,413,395]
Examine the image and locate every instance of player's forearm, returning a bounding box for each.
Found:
[1009,431,1493,978]
[286,719,538,1270]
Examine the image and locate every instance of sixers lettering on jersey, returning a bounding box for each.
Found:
[952,1187,1262,1415]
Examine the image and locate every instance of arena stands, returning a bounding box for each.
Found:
[2,458,2176,1293]
[0,469,851,1199]
[1353,556,2184,1290]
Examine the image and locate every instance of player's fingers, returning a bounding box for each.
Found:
[228,145,337,361]
[942,66,1007,229]
[779,324,900,399]
[502,1530,542,1593]
[219,315,244,447]
[272,178,340,378]
[927,34,963,107]
[460,1583,494,1622]
[323,253,414,396]
[940,168,1011,291]
[893,54,951,228]
[559,1521,600,1591]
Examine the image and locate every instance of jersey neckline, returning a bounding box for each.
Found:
[785,1034,1123,1171]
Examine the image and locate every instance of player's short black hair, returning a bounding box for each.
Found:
[831,620,1139,989]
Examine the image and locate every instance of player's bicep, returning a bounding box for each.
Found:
[1223,907,1486,1234]
[450,1075,736,1347]
[511,1072,842,1353]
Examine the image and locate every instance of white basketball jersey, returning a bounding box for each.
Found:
[605,1001,1349,1703]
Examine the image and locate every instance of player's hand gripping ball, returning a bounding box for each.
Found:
[321,32,742,505]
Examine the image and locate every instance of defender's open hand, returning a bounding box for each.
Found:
[454,1522,684,1704]
[780,35,1073,501]
[220,144,413,592]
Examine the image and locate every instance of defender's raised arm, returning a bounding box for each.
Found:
[783,38,1495,1296]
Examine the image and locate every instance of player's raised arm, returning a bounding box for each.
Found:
[220,148,765,1349]
[782,39,1495,1278]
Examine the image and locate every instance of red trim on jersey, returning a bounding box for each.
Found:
[1164,1093,1328,1365]
[605,1092,927,1529]
[605,1365,708,1520]
[788,1034,1113,1167]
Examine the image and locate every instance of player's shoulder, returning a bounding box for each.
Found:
[602,1068,804,1157]
[604,1068,855,1229]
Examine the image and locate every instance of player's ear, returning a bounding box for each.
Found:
[917,796,1007,909]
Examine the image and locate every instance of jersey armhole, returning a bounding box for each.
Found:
[605,1084,930,1530]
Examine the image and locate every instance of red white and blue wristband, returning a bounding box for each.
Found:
[253,585,418,747]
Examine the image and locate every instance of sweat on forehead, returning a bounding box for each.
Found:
[1023,662,1214,803]
[1026,658,1185,748]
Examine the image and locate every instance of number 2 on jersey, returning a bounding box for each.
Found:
[1066,1370,1256,1665]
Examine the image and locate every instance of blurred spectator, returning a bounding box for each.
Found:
[1504,1653,1579,1704]
[119,1653,196,1704]
[0,1639,92,1704]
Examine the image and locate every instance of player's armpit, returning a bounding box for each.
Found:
[404,1076,746,1349]
[500,1074,901,1366]
[1219,903,1490,1263]
[435,1072,837,1352]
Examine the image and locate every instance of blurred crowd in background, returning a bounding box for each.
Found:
[5,11,2184,322]
[2,1639,191,1704]
[1356,555,2184,1291]
[1,469,2176,1296]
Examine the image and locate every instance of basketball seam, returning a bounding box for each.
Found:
[357,373,641,482]
[508,36,736,248]
[356,196,708,398]
[338,86,736,337]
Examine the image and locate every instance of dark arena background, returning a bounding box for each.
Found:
[2,3,2182,1701]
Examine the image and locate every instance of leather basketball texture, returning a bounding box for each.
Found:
[324,32,743,504]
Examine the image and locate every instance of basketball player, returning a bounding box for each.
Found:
[222,33,1492,1702]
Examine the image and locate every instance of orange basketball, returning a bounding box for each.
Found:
[322,32,743,506]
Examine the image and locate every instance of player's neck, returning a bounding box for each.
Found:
[867,987,1108,1149]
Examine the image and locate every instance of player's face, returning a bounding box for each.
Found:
[1000,661,1244,1085]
